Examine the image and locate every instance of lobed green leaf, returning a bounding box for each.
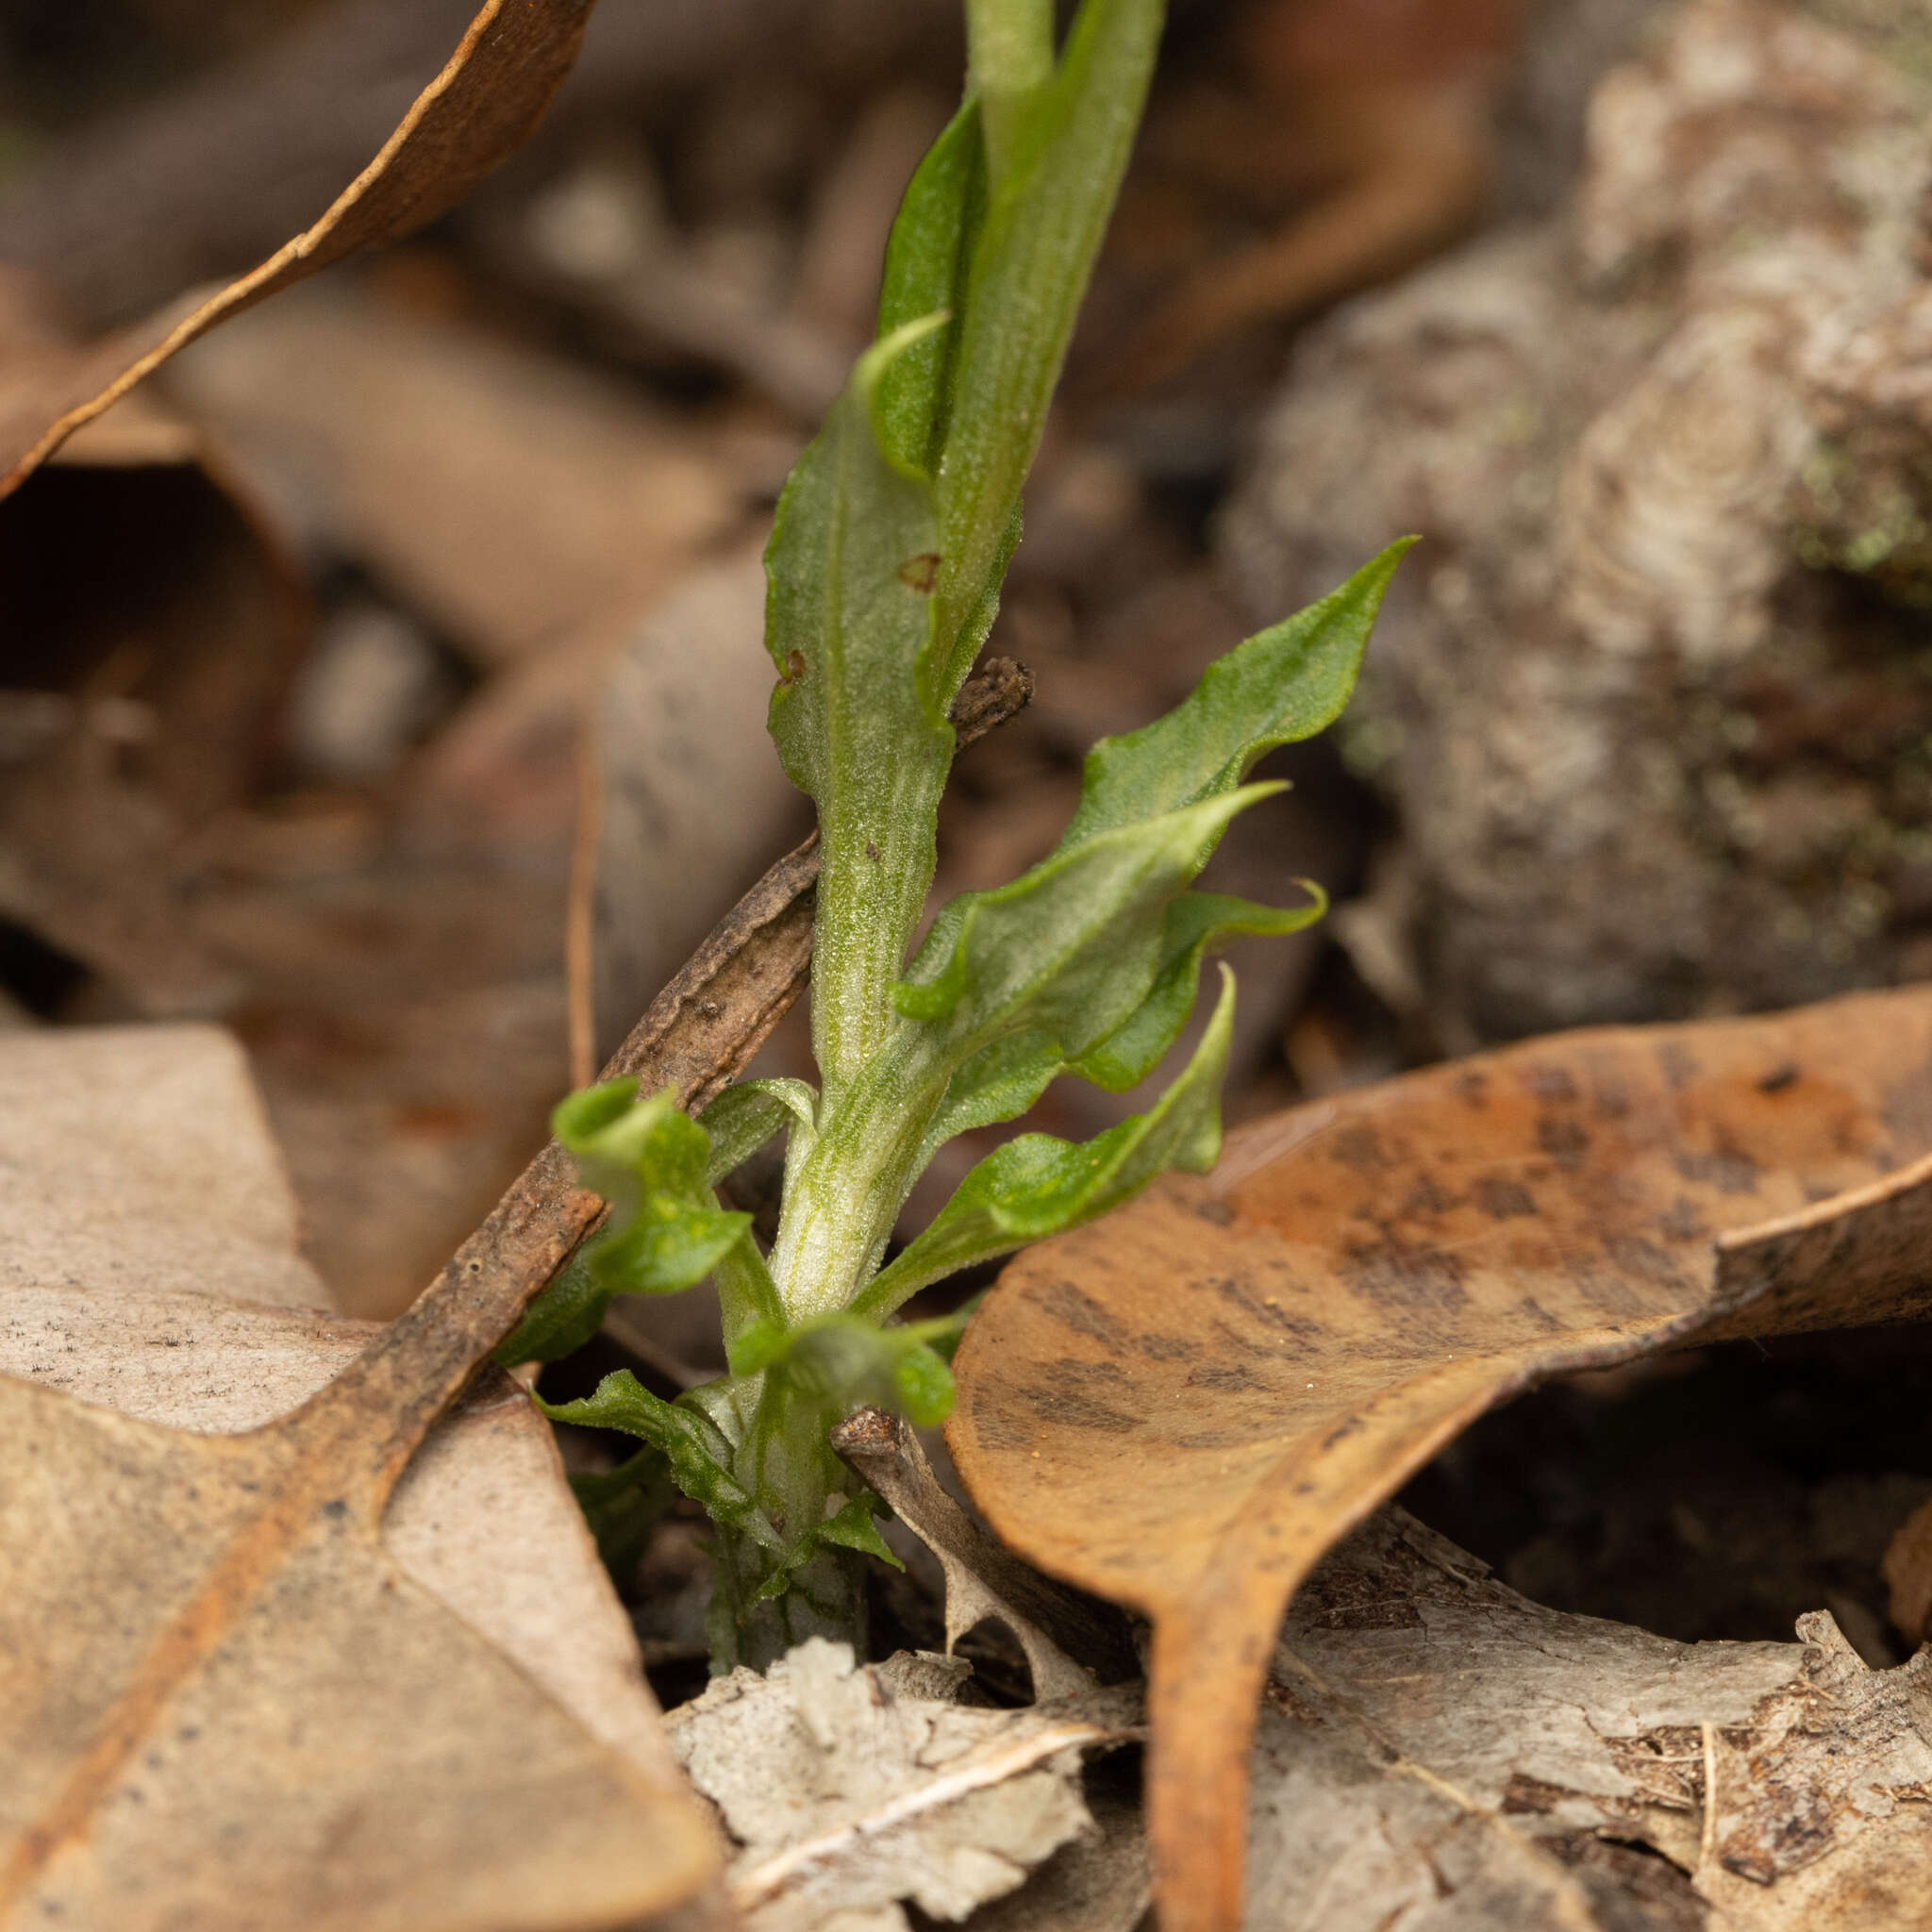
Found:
[893,784,1279,1057]
[1072,887,1324,1091]
[812,1492,903,1570]
[858,965,1238,1314]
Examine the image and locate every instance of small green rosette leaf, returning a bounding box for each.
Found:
[698,1077,817,1186]
[892,787,1277,1050]
[497,1080,750,1366]
[540,1370,783,1554]
[860,964,1239,1315]
[726,1311,961,1430]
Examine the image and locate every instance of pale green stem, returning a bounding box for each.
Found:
[966,0,1055,178]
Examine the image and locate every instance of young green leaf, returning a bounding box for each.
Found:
[966,0,1056,178]
[504,1083,753,1363]
[556,1082,751,1295]
[765,317,958,1099]
[874,100,986,477]
[725,1312,959,1429]
[698,1077,817,1186]
[494,1251,608,1367]
[540,1371,784,1554]
[857,965,1238,1315]
[927,0,1163,700]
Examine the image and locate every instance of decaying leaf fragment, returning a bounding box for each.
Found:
[669,1636,1137,1932]
[0,0,600,495]
[948,986,1932,1931]
[0,827,822,1928]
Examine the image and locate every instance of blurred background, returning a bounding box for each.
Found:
[6,0,1932,1675]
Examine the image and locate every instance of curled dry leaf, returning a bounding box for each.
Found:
[0,0,600,496]
[947,985,1932,1931]
[668,1636,1138,1932]
[830,1406,1138,1700]
[0,836,824,1927]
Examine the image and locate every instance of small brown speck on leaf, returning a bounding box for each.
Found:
[898,551,941,593]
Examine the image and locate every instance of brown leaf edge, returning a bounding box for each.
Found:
[0,0,599,496]
[946,989,1932,1932]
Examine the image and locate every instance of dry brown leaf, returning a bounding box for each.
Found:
[0,1024,328,1311]
[0,0,598,496]
[947,986,1932,1931]
[668,1638,1136,1932]
[0,1021,718,1928]
[0,829,823,1925]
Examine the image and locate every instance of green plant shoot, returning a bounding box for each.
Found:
[512,0,1410,1669]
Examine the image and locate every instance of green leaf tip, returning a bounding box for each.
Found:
[500,1082,751,1365]
[1059,538,1415,852]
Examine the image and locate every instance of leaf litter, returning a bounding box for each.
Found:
[4,4,1932,1932]
[0,821,824,1927]
[669,1636,1138,1932]
[949,984,1932,1930]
